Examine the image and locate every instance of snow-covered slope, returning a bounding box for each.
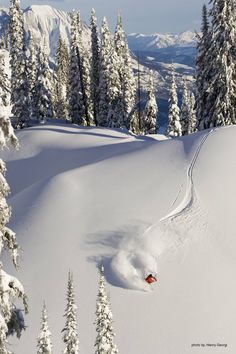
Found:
[24,5,91,58]
[23,5,72,58]
[3,121,236,353]
[0,5,90,58]
[128,31,197,51]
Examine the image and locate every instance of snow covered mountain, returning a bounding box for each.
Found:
[0,5,90,58]
[3,121,236,353]
[127,31,197,52]
[23,5,72,58]
[127,31,197,102]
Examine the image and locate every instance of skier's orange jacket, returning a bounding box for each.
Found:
[145,274,157,284]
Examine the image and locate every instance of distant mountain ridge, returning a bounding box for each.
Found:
[127,31,197,52]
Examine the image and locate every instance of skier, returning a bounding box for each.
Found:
[145,274,157,284]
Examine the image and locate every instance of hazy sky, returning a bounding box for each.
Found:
[1,0,205,34]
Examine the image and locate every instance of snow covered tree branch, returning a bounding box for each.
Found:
[0,108,27,352]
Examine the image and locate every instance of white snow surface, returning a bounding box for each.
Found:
[2,121,236,353]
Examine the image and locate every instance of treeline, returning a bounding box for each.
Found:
[1,0,235,137]
[0,0,159,134]
[164,0,236,137]
[195,1,236,129]
[37,267,118,354]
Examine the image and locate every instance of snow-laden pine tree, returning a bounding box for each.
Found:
[34,47,53,123]
[98,17,123,128]
[0,114,28,353]
[208,0,236,127]
[9,0,30,128]
[9,0,23,106]
[114,14,136,129]
[94,266,118,354]
[129,55,143,135]
[77,12,94,126]
[0,51,10,109]
[188,92,197,134]
[17,41,31,124]
[54,36,69,119]
[62,271,79,354]
[56,36,69,87]
[37,303,52,354]
[195,4,211,129]
[180,79,191,136]
[129,111,141,135]
[28,42,38,119]
[97,18,110,127]
[143,72,158,134]
[197,0,236,129]
[167,66,181,136]
[90,8,100,125]
[68,12,93,126]
[68,12,83,125]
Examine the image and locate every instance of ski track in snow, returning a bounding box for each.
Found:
[110,129,214,291]
[160,128,213,222]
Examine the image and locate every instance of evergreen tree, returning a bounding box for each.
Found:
[37,303,52,354]
[94,266,118,354]
[0,114,28,353]
[129,112,141,134]
[195,4,211,129]
[0,51,10,108]
[114,14,136,129]
[90,8,100,125]
[208,0,236,127]
[129,54,143,135]
[197,0,236,129]
[75,12,93,126]
[62,271,79,354]
[17,41,31,124]
[9,0,29,128]
[28,42,38,119]
[143,72,158,134]
[35,47,53,123]
[56,36,70,86]
[68,12,93,126]
[98,17,122,128]
[54,36,69,119]
[180,79,191,136]
[97,18,110,127]
[68,12,83,125]
[188,92,197,134]
[167,66,181,136]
